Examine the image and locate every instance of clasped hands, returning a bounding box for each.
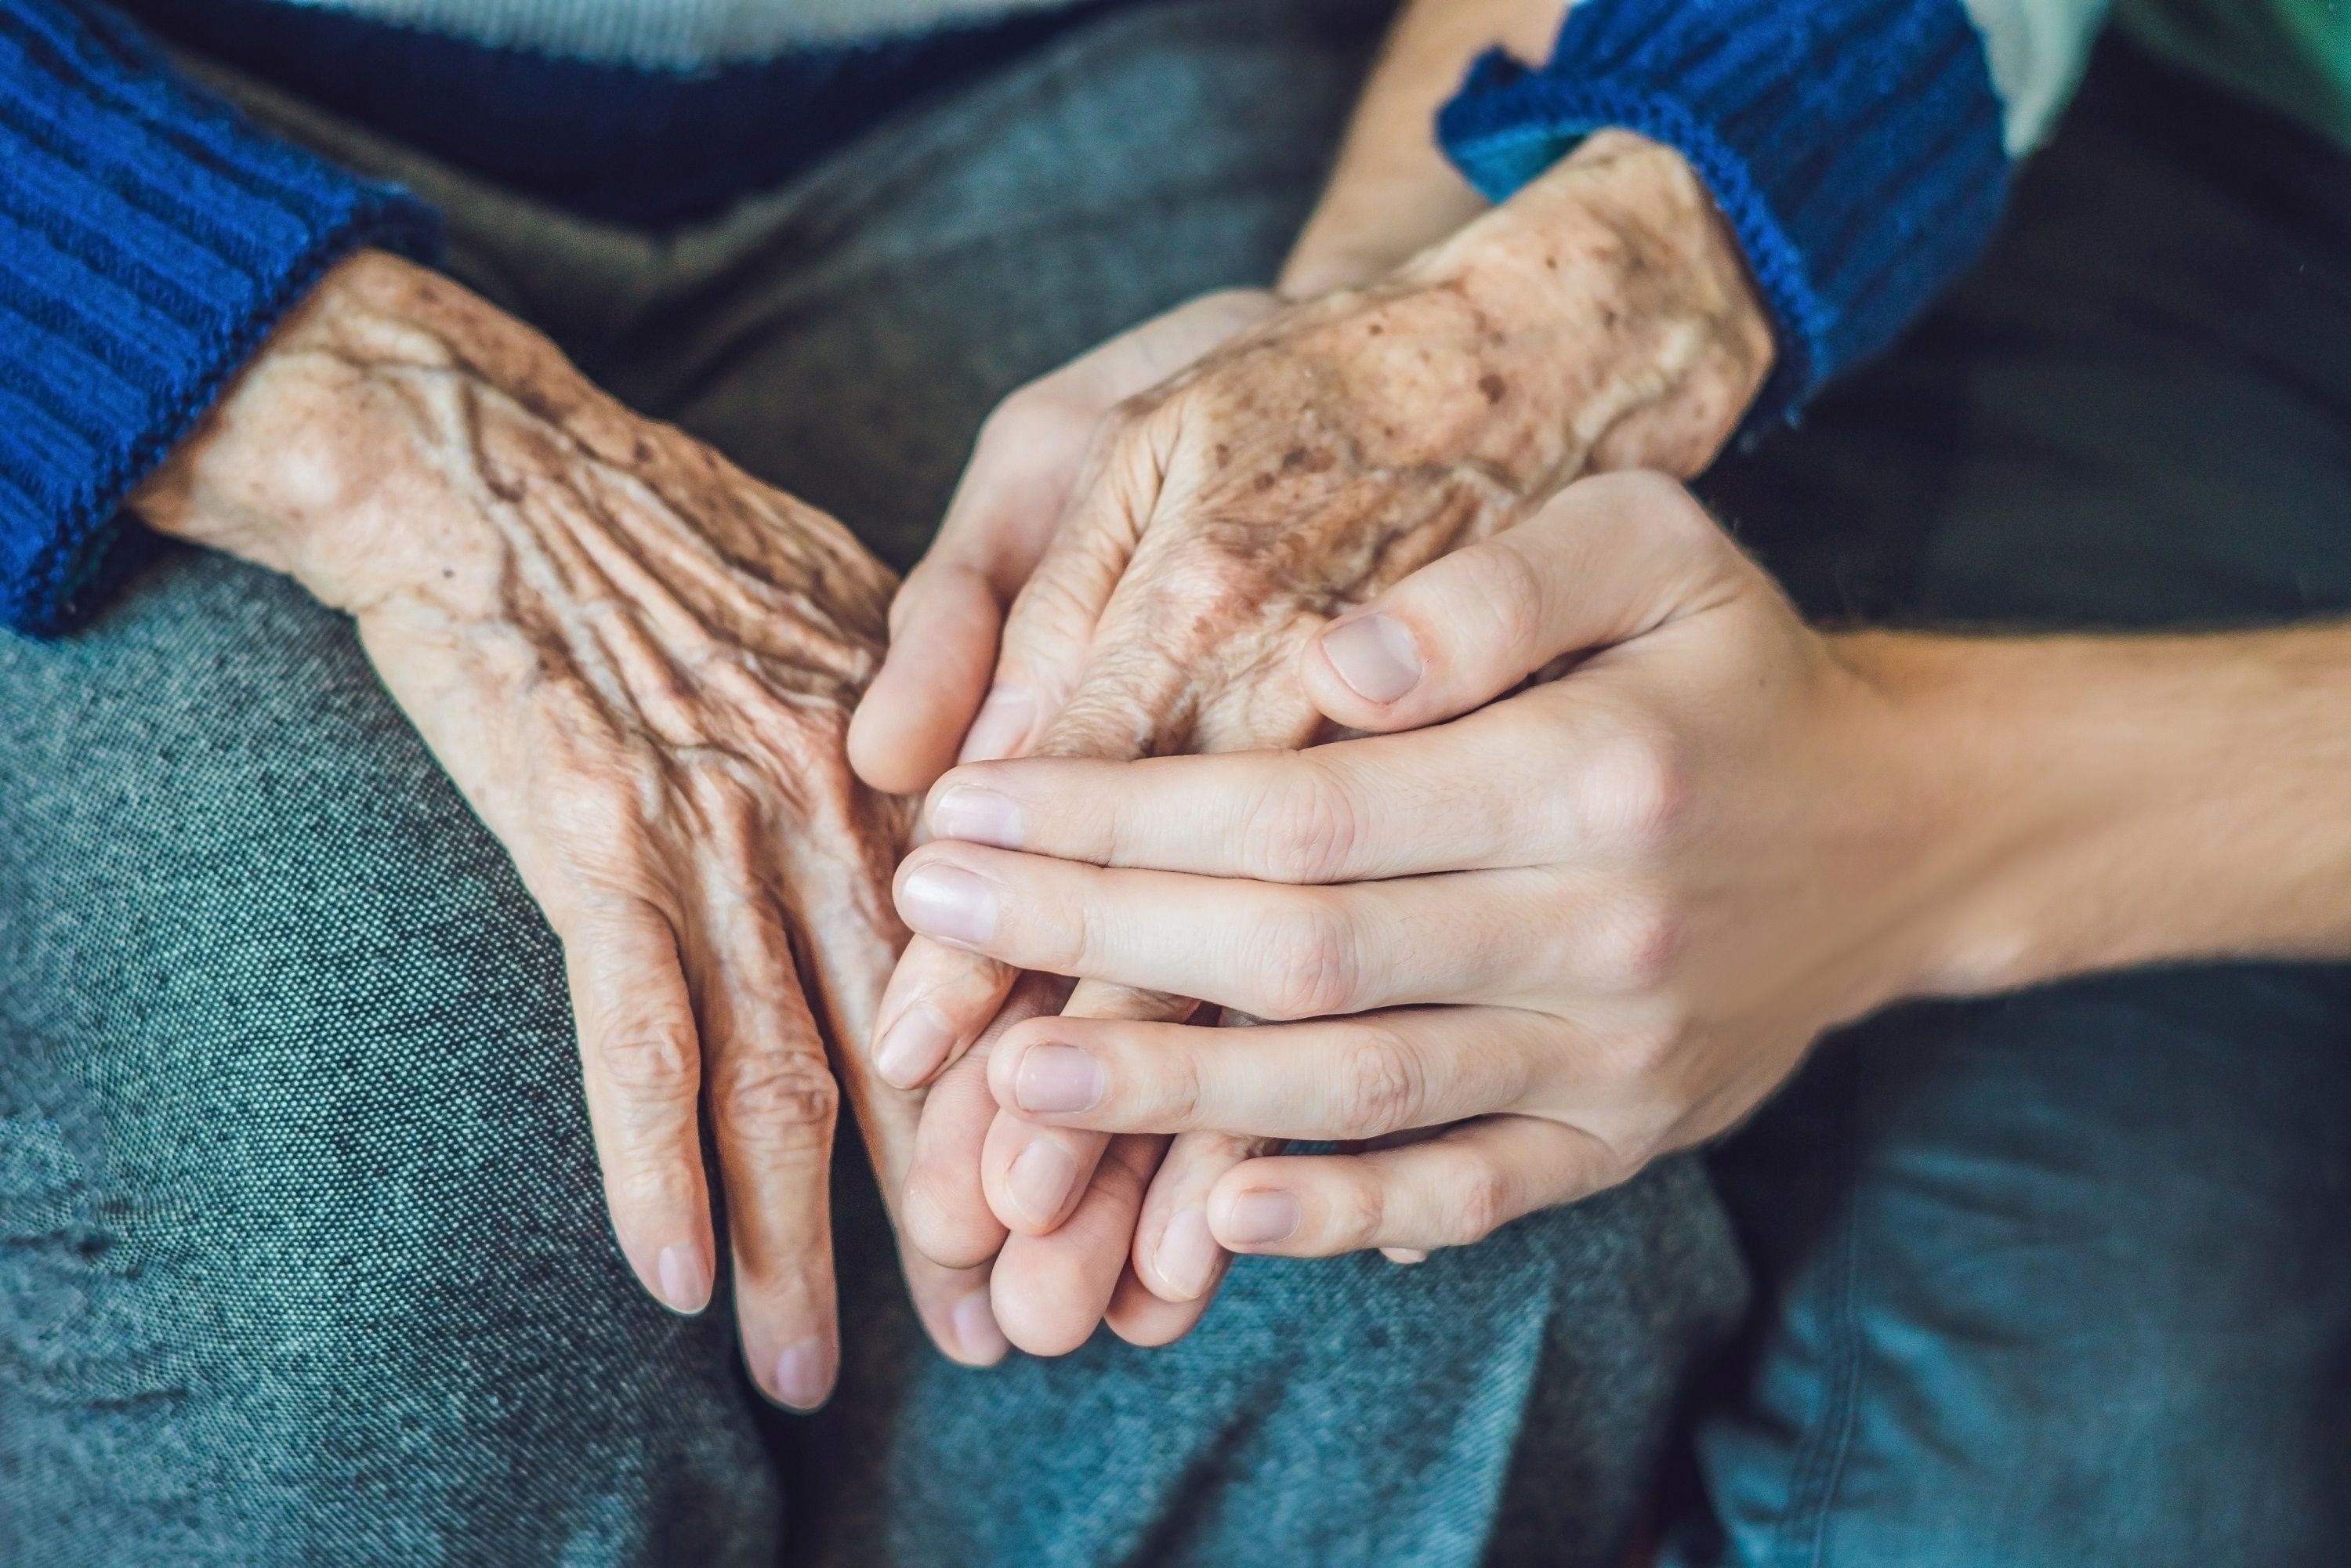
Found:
[848,134,1794,1356]
[136,129,1823,1408]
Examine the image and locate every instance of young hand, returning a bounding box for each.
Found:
[900,473,1987,1261]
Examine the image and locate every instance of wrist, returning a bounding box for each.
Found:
[1825,629,2351,1005]
[1823,633,2057,1005]
[1400,132,1773,478]
[1280,0,1572,299]
[129,250,562,608]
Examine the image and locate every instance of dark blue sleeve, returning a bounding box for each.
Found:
[1437,0,2013,429]
[0,0,435,635]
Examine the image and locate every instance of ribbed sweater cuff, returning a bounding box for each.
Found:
[0,0,436,636]
[1437,0,2012,429]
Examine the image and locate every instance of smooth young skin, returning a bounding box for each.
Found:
[132,251,1002,1410]
[853,129,1772,1354]
[904,473,2351,1257]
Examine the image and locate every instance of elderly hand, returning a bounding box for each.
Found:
[900,473,1991,1261]
[132,250,993,1407]
[855,134,1773,1354]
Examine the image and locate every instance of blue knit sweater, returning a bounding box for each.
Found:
[0,0,2029,635]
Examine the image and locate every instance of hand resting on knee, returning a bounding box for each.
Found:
[129,249,991,1408]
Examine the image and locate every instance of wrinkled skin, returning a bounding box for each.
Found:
[853,132,1774,1355]
[902,474,1952,1264]
[134,252,994,1409]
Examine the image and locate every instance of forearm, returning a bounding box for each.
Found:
[1867,626,2351,995]
[1281,0,1566,297]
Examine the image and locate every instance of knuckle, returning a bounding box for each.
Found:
[1161,1042,1207,1128]
[1331,1027,1423,1136]
[718,1056,841,1150]
[597,1025,697,1099]
[1461,539,1550,660]
[1603,1014,1687,1086]
[1241,761,1360,883]
[1570,730,1686,853]
[1335,1175,1389,1251]
[1586,893,1684,993]
[1246,896,1360,1021]
[1442,1164,1514,1248]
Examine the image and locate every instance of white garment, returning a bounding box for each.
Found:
[1960,0,2112,150]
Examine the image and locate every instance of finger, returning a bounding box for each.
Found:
[988,1131,1170,1356]
[970,408,1174,763]
[870,934,1020,1090]
[903,972,1072,1269]
[922,710,1552,882]
[694,894,842,1411]
[1131,1126,1273,1305]
[896,842,1589,1020]
[770,804,1006,1370]
[848,556,1006,796]
[980,1105,1103,1237]
[976,976,1197,1235]
[1302,470,1748,733]
[961,289,1285,766]
[990,1006,1569,1141]
[1103,1259,1215,1347]
[563,898,715,1316]
[848,353,1135,797]
[1208,1117,1626,1257]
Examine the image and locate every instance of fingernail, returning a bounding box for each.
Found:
[1015,1045,1104,1114]
[772,1338,833,1410]
[952,1287,1010,1364]
[931,785,1023,849]
[1007,1139,1078,1226]
[1382,1247,1430,1266]
[897,864,999,948]
[959,686,1035,762]
[1320,614,1422,704]
[1154,1209,1220,1300]
[875,1003,954,1088]
[655,1243,710,1313]
[1223,1190,1302,1246]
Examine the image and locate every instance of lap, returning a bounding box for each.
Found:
[7,2,1750,1563]
[0,554,777,1566]
[1675,41,2351,1568]
[803,1155,1741,1568]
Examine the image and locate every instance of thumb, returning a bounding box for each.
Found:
[849,555,1005,795]
[850,291,1280,794]
[1299,471,1749,733]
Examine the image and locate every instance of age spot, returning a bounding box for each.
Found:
[1479,375,1509,404]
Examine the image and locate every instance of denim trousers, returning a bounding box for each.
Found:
[1669,41,2351,1568]
[0,3,1747,1564]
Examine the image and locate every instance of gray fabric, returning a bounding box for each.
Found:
[1,3,1748,1565]
[1672,42,2351,1568]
